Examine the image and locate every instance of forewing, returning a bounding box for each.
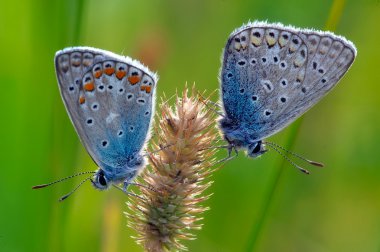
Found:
[55,47,157,168]
[220,21,356,140]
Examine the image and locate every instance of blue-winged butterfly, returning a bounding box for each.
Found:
[218,21,356,173]
[33,47,157,200]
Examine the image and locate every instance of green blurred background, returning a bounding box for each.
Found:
[1,0,379,251]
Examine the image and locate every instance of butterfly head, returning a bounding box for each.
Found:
[91,169,110,190]
[91,155,145,190]
[247,140,267,158]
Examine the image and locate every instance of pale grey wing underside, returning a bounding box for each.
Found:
[55,47,157,168]
[221,21,356,141]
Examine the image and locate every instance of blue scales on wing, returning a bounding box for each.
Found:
[220,21,356,143]
[54,47,157,176]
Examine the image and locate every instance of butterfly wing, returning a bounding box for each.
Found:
[55,47,157,169]
[220,21,356,140]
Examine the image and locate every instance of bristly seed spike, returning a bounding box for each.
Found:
[127,86,218,251]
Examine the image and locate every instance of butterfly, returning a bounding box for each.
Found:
[33,47,157,200]
[218,21,356,172]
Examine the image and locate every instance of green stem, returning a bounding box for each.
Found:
[244,1,347,251]
[48,0,87,251]
[71,0,86,45]
[244,120,302,252]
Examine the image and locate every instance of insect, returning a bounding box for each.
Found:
[33,47,158,200]
[218,21,356,173]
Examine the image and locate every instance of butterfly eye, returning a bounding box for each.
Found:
[98,173,107,186]
[247,141,266,158]
[252,142,262,154]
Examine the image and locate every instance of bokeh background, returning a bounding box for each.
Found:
[1,0,379,251]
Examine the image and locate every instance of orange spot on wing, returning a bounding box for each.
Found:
[140,85,151,93]
[94,71,102,78]
[128,76,140,85]
[116,71,126,80]
[84,82,95,91]
[79,96,85,104]
[104,67,115,75]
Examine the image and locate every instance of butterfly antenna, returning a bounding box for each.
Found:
[112,184,145,201]
[266,143,310,174]
[265,141,324,167]
[59,176,93,201]
[32,171,96,189]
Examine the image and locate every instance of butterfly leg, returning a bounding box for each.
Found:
[214,144,238,166]
[123,181,130,191]
[113,184,145,201]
